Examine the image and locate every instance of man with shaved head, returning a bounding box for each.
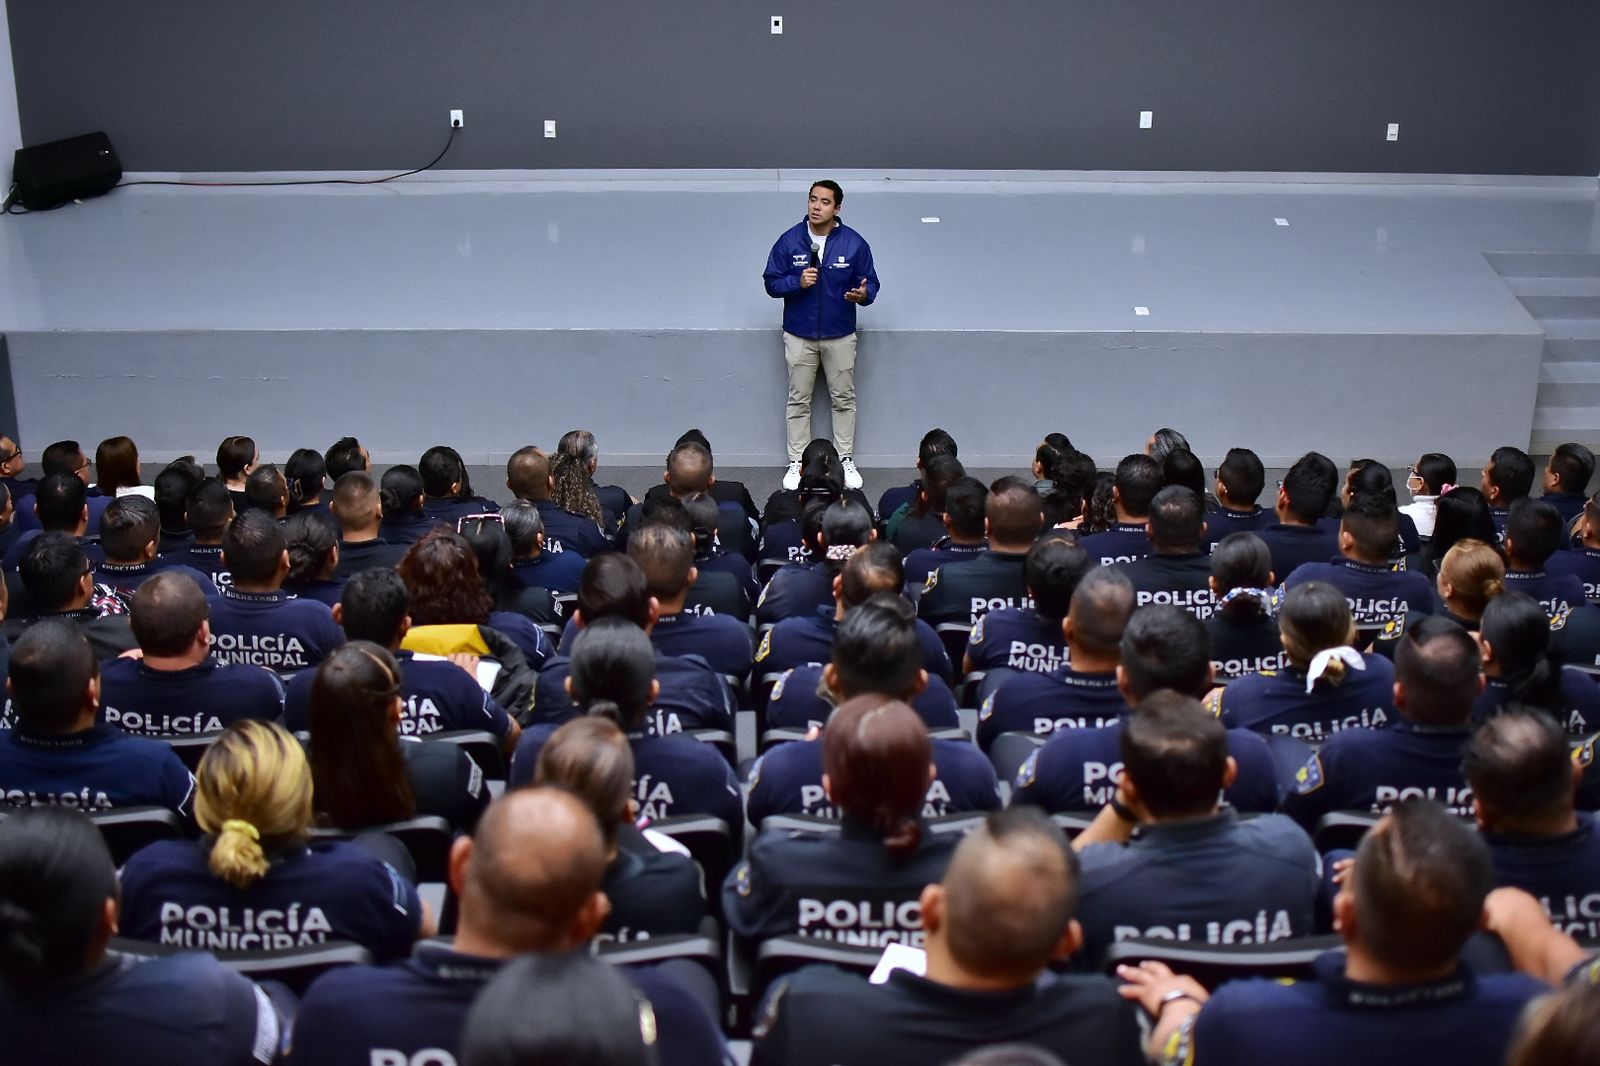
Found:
[620,438,757,560]
[624,523,754,679]
[287,788,726,1065]
[752,806,1143,1065]
[329,471,408,578]
[506,445,611,558]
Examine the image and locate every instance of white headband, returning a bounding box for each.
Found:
[1306,646,1364,693]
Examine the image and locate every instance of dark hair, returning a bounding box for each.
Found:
[419,445,471,500]
[379,465,426,520]
[1123,691,1228,818]
[820,499,874,575]
[1281,452,1339,522]
[223,509,287,585]
[244,464,286,513]
[20,533,90,613]
[1068,567,1136,658]
[1352,799,1492,973]
[457,515,517,599]
[1113,454,1163,518]
[1393,615,1481,726]
[839,541,904,608]
[130,571,209,656]
[569,617,657,731]
[1042,450,1097,526]
[639,494,691,537]
[461,952,657,1066]
[1147,428,1190,466]
[1464,710,1574,827]
[535,717,634,847]
[1120,605,1211,700]
[40,440,85,479]
[185,478,234,539]
[680,492,720,556]
[1341,492,1399,560]
[913,453,966,519]
[952,1048,1067,1066]
[0,808,118,985]
[943,476,989,539]
[810,179,844,206]
[33,473,86,533]
[1489,446,1535,502]
[1211,533,1273,618]
[338,567,410,645]
[1280,582,1357,680]
[1414,453,1457,497]
[1550,443,1595,495]
[796,452,844,504]
[1346,459,1398,504]
[824,697,929,858]
[1217,448,1266,505]
[9,620,97,731]
[154,459,202,530]
[1082,471,1116,534]
[283,511,338,585]
[98,495,159,562]
[1162,449,1206,497]
[986,481,1045,546]
[674,428,712,453]
[1147,486,1204,549]
[309,642,416,828]
[627,523,694,600]
[324,436,367,482]
[1480,591,1563,714]
[1025,538,1093,623]
[919,427,958,465]
[93,436,140,494]
[285,447,328,507]
[398,529,493,626]
[1504,497,1565,567]
[1430,486,1498,563]
[576,553,652,628]
[502,501,544,555]
[833,593,924,700]
[215,435,256,480]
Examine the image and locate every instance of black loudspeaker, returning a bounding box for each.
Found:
[10,132,122,210]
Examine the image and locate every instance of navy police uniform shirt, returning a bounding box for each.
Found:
[722,816,960,946]
[0,724,195,817]
[976,667,1124,751]
[334,538,409,579]
[284,577,345,608]
[901,539,986,589]
[917,549,1031,628]
[94,558,219,600]
[965,606,1069,674]
[168,542,231,587]
[1206,611,1288,680]
[533,651,734,734]
[422,495,499,528]
[1077,523,1153,567]
[510,548,587,594]
[1280,720,1475,831]
[2,605,139,661]
[745,736,999,826]
[283,649,514,739]
[509,725,744,829]
[1011,716,1280,814]
[1115,551,1216,618]
[1256,523,1340,584]
[396,738,490,833]
[756,518,809,568]
[207,587,344,675]
[1472,669,1600,736]
[697,548,761,607]
[532,498,611,558]
[756,562,832,627]
[650,609,756,680]
[1284,557,1436,644]
[1075,811,1319,966]
[764,665,960,732]
[3,530,105,576]
[101,656,284,736]
[289,942,727,1066]
[1215,654,1398,741]
[686,566,754,620]
[1505,567,1588,621]
[1553,546,1600,604]
[1204,504,1272,543]
[0,951,278,1066]
[1484,815,1600,942]
[486,610,555,670]
[378,512,442,546]
[602,824,708,944]
[755,606,951,682]
[1543,491,1589,525]
[751,965,1144,1066]
[1188,952,1543,1066]
[1553,603,1600,669]
[119,838,422,962]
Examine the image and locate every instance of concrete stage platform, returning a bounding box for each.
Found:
[1,170,1597,469]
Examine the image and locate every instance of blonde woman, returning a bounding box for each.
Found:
[1436,539,1506,632]
[118,720,432,961]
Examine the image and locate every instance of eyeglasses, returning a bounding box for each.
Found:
[74,458,92,474]
[0,449,20,465]
[457,513,505,532]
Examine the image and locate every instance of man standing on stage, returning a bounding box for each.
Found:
[764,180,880,491]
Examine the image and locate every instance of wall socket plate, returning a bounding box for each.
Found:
[1139,110,1154,129]
[449,109,464,128]
[544,120,557,138]
[771,15,783,33]
[1387,123,1400,141]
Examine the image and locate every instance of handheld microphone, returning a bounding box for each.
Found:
[810,243,821,270]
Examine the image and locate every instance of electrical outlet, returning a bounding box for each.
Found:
[1386,123,1400,141]
[544,120,557,139]
[1139,110,1154,129]
[450,109,464,129]
[771,15,783,33]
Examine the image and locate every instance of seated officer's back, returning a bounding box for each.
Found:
[963,534,1089,678]
[627,521,755,679]
[1,533,137,660]
[1283,493,1436,647]
[759,496,873,627]
[206,509,344,676]
[91,495,218,602]
[1112,485,1217,620]
[1503,497,1590,622]
[1077,454,1163,567]
[918,478,1042,628]
[1256,453,1341,581]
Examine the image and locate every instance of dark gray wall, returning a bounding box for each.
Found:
[8,1,1600,175]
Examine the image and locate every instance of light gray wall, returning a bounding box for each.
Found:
[8,1,1600,176]
[0,0,19,176]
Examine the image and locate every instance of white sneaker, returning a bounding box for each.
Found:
[841,456,863,490]
[782,460,802,491]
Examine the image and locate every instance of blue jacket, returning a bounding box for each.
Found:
[764,218,880,339]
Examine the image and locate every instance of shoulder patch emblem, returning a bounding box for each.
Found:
[923,569,940,593]
[1550,607,1570,632]
[1377,617,1404,642]
[1203,688,1224,718]
[755,630,773,662]
[770,668,791,701]
[979,693,996,722]
[747,755,764,789]
[1015,750,1039,790]
[734,863,753,898]
[1293,754,1326,795]
[969,615,986,646]
[1573,736,1595,771]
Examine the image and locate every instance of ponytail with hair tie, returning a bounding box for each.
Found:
[210,818,271,889]
[586,699,624,725]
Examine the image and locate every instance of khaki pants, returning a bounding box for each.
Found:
[783,331,857,461]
